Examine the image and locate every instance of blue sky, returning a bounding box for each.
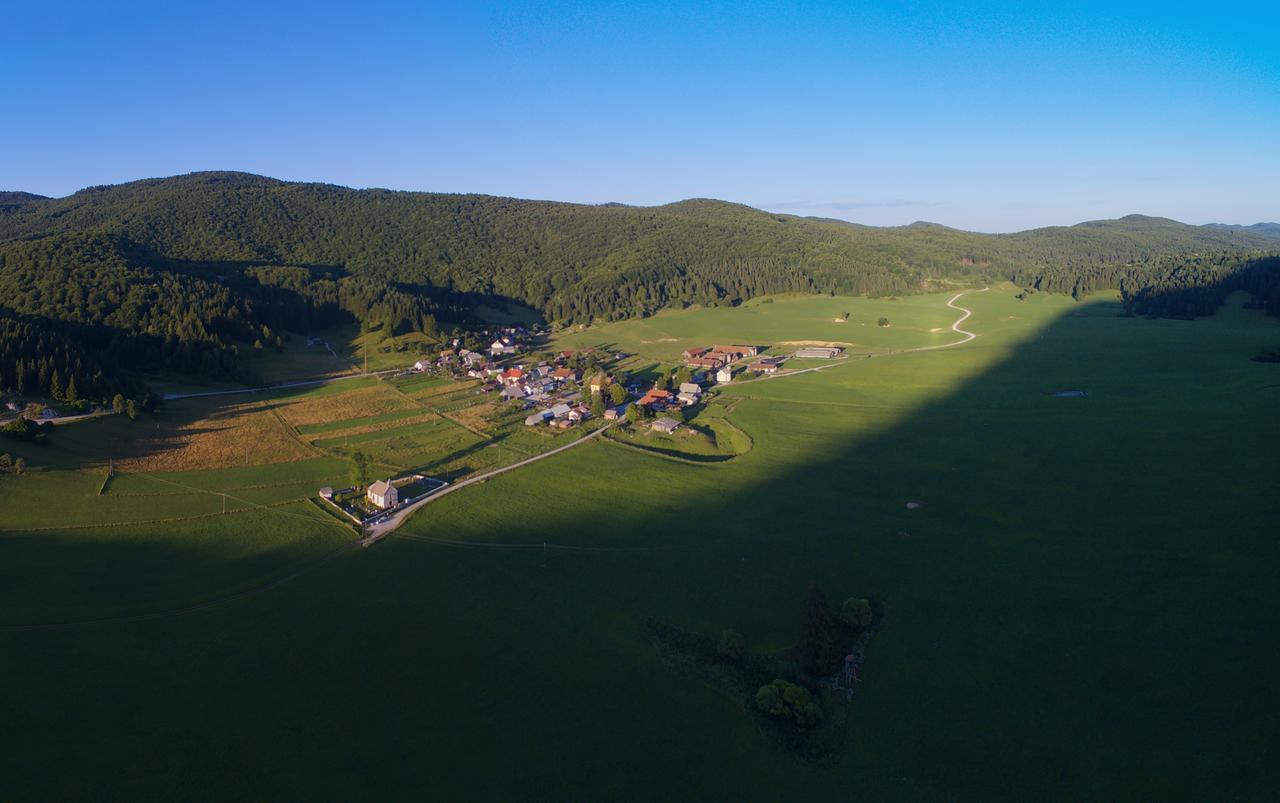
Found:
[2,1,1277,231]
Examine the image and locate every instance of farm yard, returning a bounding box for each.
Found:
[3,288,1280,800]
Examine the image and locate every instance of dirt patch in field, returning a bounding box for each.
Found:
[114,399,317,472]
[777,340,856,348]
[446,402,497,435]
[929,327,943,333]
[308,412,442,443]
[639,338,679,343]
[276,385,413,427]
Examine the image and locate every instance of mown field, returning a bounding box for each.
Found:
[3,289,1279,800]
[551,291,967,362]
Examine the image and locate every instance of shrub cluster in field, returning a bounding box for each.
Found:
[646,583,878,756]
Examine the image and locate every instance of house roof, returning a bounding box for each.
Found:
[652,417,680,432]
[368,480,394,496]
[679,382,701,394]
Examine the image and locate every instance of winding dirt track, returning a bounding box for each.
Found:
[732,286,987,386]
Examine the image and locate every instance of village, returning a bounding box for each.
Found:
[323,330,848,529]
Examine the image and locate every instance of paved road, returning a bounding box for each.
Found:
[361,424,611,543]
[0,409,117,428]
[161,368,401,401]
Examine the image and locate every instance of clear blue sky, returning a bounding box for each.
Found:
[3,1,1277,231]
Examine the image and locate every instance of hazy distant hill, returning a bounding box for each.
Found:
[1204,222,1280,239]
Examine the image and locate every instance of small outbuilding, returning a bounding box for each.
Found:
[794,346,842,359]
[651,417,681,434]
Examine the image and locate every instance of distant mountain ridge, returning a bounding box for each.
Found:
[2,171,1277,403]
[2,171,1276,324]
[1204,222,1280,239]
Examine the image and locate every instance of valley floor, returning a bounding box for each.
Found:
[3,288,1279,800]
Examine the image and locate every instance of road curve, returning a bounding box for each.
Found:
[731,287,988,387]
[362,424,612,543]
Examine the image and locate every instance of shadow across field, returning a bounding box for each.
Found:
[3,296,1279,800]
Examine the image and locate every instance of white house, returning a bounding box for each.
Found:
[679,382,702,396]
[716,367,733,384]
[413,359,431,372]
[489,337,519,356]
[367,479,399,509]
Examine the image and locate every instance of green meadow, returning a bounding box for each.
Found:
[552,291,967,361]
[3,288,1279,800]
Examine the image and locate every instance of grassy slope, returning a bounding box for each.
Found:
[3,290,1279,800]
[551,291,974,362]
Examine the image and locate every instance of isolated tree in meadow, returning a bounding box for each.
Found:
[112,394,126,415]
[608,383,628,406]
[755,679,821,727]
[839,597,873,629]
[125,400,139,420]
[350,450,372,489]
[0,453,10,472]
[13,457,24,475]
[798,583,842,676]
[877,317,890,327]
[842,312,850,320]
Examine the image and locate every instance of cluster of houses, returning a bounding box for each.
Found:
[411,327,534,375]
[636,381,703,413]
[414,347,491,375]
[682,344,760,372]
[680,343,795,380]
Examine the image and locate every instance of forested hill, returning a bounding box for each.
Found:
[2,172,1274,324]
[1,171,1277,403]
[1204,222,1280,239]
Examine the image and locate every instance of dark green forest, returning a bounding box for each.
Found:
[2,171,1278,402]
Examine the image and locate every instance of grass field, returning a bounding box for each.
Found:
[3,288,1279,800]
[550,291,967,362]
